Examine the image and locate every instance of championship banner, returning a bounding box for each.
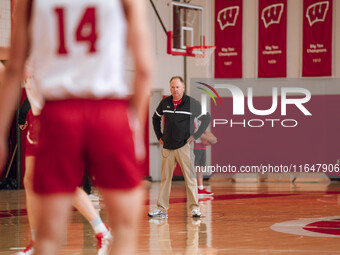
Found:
[214,0,242,78]
[258,0,287,78]
[302,0,332,77]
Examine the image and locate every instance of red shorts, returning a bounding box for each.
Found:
[25,112,40,157]
[33,99,143,194]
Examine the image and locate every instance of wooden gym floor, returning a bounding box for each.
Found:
[0,180,340,254]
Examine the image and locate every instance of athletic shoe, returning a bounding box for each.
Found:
[96,229,112,255]
[191,208,202,218]
[148,209,168,218]
[198,188,214,196]
[13,241,34,255]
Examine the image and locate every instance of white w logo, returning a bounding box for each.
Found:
[261,4,284,28]
[217,6,240,31]
[306,1,329,26]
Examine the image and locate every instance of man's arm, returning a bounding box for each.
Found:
[194,113,211,140]
[123,0,153,129]
[192,99,211,140]
[200,132,217,144]
[152,102,163,143]
[0,1,30,170]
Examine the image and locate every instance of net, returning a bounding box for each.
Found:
[188,46,216,66]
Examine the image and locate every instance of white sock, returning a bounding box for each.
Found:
[31,229,36,241]
[198,185,204,190]
[90,217,108,234]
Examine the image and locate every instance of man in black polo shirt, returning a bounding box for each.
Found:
[148,76,211,218]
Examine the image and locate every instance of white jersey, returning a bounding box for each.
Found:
[29,0,128,100]
[24,78,44,116]
[23,64,44,116]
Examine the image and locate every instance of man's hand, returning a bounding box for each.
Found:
[187,136,195,144]
[19,121,28,130]
[159,138,164,146]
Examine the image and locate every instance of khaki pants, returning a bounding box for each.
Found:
[157,143,199,211]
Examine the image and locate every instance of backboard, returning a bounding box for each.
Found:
[167,2,204,56]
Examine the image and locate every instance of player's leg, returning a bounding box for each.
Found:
[72,187,112,254]
[33,194,74,255]
[197,168,204,187]
[33,100,85,254]
[72,187,104,229]
[195,150,213,196]
[194,149,205,188]
[14,114,40,255]
[197,169,213,195]
[23,156,37,234]
[85,99,145,254]
[100,186,144,255]
[13,156,37,255]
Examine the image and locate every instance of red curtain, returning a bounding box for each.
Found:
[302,0,332,77]
[258,0,287,78]
[214,0,242,78]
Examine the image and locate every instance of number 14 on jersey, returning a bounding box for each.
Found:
[55,7,98,55]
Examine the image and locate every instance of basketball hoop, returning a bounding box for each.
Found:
[186,45,216,66]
